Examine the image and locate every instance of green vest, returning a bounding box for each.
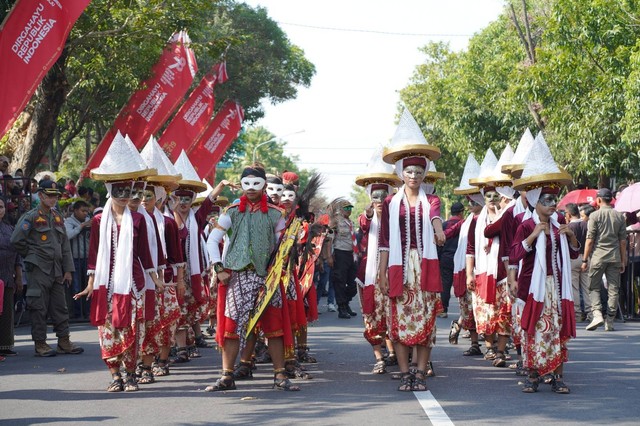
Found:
[224,205,283,276]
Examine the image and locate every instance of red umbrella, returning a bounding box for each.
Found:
[557,189,597,210]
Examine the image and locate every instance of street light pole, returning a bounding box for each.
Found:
[251,130,305,163]
[252,138,276,163]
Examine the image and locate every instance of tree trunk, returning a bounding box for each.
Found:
[11,50,68,178]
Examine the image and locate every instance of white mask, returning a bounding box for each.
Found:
[241,177,266,191]
[281,190,296,203]
[266,183,284,197]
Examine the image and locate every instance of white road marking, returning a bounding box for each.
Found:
[414,391,455,426]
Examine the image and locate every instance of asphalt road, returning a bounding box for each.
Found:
[1,299,639,426]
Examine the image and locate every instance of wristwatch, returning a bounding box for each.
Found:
[213,262,225,274]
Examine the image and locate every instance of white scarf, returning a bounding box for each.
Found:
[363,213,380,288]
[95,199,135,300]
[453,213,474,276]
[474,205,500,283]
[185,209,202,277]
[138,206,159,293]
[388,185,439,294]
[153,207,167,260]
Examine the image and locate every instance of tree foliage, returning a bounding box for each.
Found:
[215,126,315,201]
[400,0,640,200]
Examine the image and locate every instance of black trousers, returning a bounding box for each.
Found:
[331,249,357,306]
[440,259,454,311]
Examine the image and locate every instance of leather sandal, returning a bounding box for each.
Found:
[372,359,387,374]
[107,373,124,392]
[463,344,482,356]
[232,361,254,380]
[522,377,539,393]
[449,320,461,345]
[412,370,428,392]
[484,348,497,360]
[385,352,398,366]
[285,360,313,379]
[492,352,507,368]
[205,372,236,392]
[137,365,155,384]
[153,360,170,377]
[273,370,300,391]
[397,372,414,392]
[124,374,139,392]
[551,375,570,394]
[297,345,317,363]
[426,361,435,377]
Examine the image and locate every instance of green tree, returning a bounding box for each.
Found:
[400,0,640,199]
[215,126,315,201]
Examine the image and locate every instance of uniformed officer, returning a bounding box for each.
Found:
[11,179,83,357]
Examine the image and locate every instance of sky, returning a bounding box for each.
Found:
[244,0,506,200]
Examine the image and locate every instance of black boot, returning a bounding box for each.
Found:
[345,304,357,317]
[337,304,351,319]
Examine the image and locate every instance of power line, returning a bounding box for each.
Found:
[295,162,367,165]
[278,21,473,37]
[284,147,375,150]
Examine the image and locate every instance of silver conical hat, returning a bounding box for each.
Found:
[174,150,207,192]
[513,132,572,191]
[454,154,481,195]
[382,108,441,166]
[90,130,156,181]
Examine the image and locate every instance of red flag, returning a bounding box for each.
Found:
[188,100,243,179]
[159,62,228,162]
[82,30,197,175]
[0,0,91,138]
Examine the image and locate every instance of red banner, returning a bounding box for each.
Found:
[0,0,91,138]
[159,62,228,162]
[188,99,243,179]
[82,30,197,175]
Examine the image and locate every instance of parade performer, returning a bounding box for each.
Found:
[138,138,185,379]
[466,149,512,367]
[510,135,578,394]
[74,132,161,392]
[493,129,537,375]
[266,175,284,205]
[170,152,230,363]
[448,154,484,357]
[354,147,401,375]
[378,108,445,392]
[206,163,299,392]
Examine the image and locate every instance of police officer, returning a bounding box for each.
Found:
[11,180,83,357]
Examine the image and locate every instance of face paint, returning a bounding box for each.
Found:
[266,183,284,198]
[342,205,353,211]
[484,191,501,202]
[538,194,558,207]
[402,165,425,178]
[110,182,133,199]
[142,190,156,201]
[241,177,266,191]
[371,189,388,203]
[174,189,195,205]
[281,190,296,203]
[130,182,146,200]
